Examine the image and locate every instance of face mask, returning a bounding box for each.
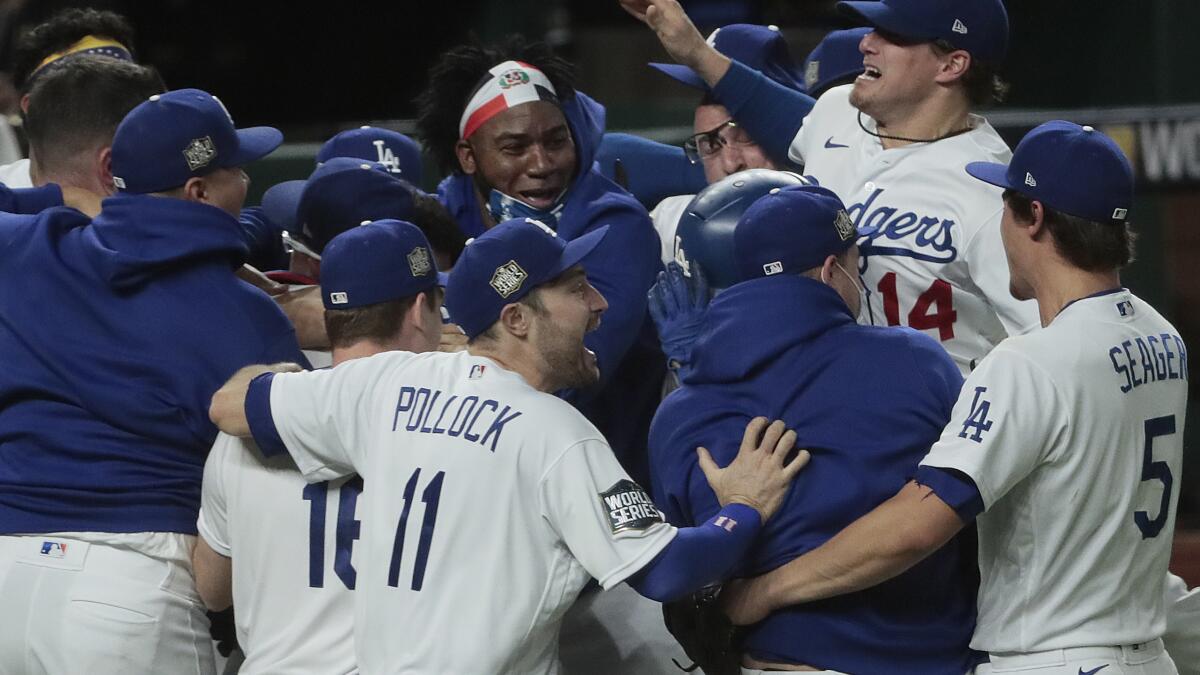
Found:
[487,189,566,230]
[834,260,873,324]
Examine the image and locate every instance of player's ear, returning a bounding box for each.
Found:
[97,146,115,194]
[406,291,432,332]
[1027,200,1047,240]
[455,139,478,175]
[819,255,838,285]
[181,175,207,202]
[934,48,971,85]
[498,301,531,338]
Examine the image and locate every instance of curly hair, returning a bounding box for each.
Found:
[13,8,137,91]
[415,35,576,176]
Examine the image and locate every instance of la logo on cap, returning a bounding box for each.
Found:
[407,246,432,277]
[1024,172,1037,187]
[183,136,217,171]
[490,260,527,298]
[952,19,968,34]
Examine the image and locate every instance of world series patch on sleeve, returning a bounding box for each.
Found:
[600,479,664,537]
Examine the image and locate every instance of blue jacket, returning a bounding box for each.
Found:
[438,91,664,481]
[0,195,308,535]
[649,275,976,675]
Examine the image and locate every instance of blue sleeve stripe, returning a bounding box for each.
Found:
[627,502,762,602]
[914,466,984,521]
[245,372,288,458]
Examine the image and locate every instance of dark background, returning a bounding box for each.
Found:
[4,1,1198,131]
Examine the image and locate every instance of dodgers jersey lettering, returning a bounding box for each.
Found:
[198,434,357,674]
[792,85,1039,372]
[921,290,1188,652]
[263,350,676,674]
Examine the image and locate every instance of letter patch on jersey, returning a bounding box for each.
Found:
[958,386,994,443]
[600,479,664,537]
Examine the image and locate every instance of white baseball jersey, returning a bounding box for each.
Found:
[0,158,31,188]
[920,289,1188,652]
[650,194,693,268]
[263,350,677,674]
[198,434,357,675]
[792,85,1039,372]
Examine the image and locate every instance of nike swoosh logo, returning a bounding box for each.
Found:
[824,137,849,149]
[1079,665,1109,675]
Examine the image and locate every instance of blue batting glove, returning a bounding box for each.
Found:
[648,261,709,375]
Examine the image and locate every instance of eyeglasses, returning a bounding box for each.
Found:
[281,230,322,261]
[683,120,757,163]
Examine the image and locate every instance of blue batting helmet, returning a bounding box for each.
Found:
[674,169,816,290]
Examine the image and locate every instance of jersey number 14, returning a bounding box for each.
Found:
[877,272,957,341]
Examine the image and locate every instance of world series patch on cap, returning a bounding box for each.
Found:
[443,218,609,339]
[111,88,282,194]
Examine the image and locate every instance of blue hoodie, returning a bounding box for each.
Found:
[0,195,309,535]
[438,91,664,481]
[649,275,977,674]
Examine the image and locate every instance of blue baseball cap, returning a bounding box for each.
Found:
[803,28,870,97]
[650,24,804,92]
[733,184,856,282]
[111,88,283,194]
[444,218,609,339]
[966,121,1134,224]
[320,219,440,310]
[262,158,417,255]
[837,0,1009,64]
[317,126,423,185]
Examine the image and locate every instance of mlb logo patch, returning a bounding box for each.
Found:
[40,541,68,558]
[329,291,349,305]
[713,516,738,532]
[1113,207,1128,220]
[1117,300,1135,317]
[762,261,784,276]
[469,364,486,379]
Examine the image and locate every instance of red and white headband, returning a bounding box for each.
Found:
[459,60,559,140]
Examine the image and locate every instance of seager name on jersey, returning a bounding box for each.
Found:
[848,188,958,264]
[392,386,523,452]
[1109,332,1189,393]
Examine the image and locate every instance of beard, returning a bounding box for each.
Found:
[535,315,599,392]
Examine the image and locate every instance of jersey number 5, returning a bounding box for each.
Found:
[877,272,957,341]
[303,476,364,590]
[1134,415,1176,539]
[388,467,446,591]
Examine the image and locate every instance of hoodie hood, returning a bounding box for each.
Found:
[688,275,856,384]
[86,194,249,289]
[437,89,618,239]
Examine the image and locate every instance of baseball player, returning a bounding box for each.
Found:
[193,220,444,674]
[418,38,662,485]
[318,126,424,185]
[646,24,808,268]
[722,122,1185,675]
[0,88,305,674]
[652,182,976,673]
[1,7,139,187]
[209,217,810,674]
[623,0,1039,373]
